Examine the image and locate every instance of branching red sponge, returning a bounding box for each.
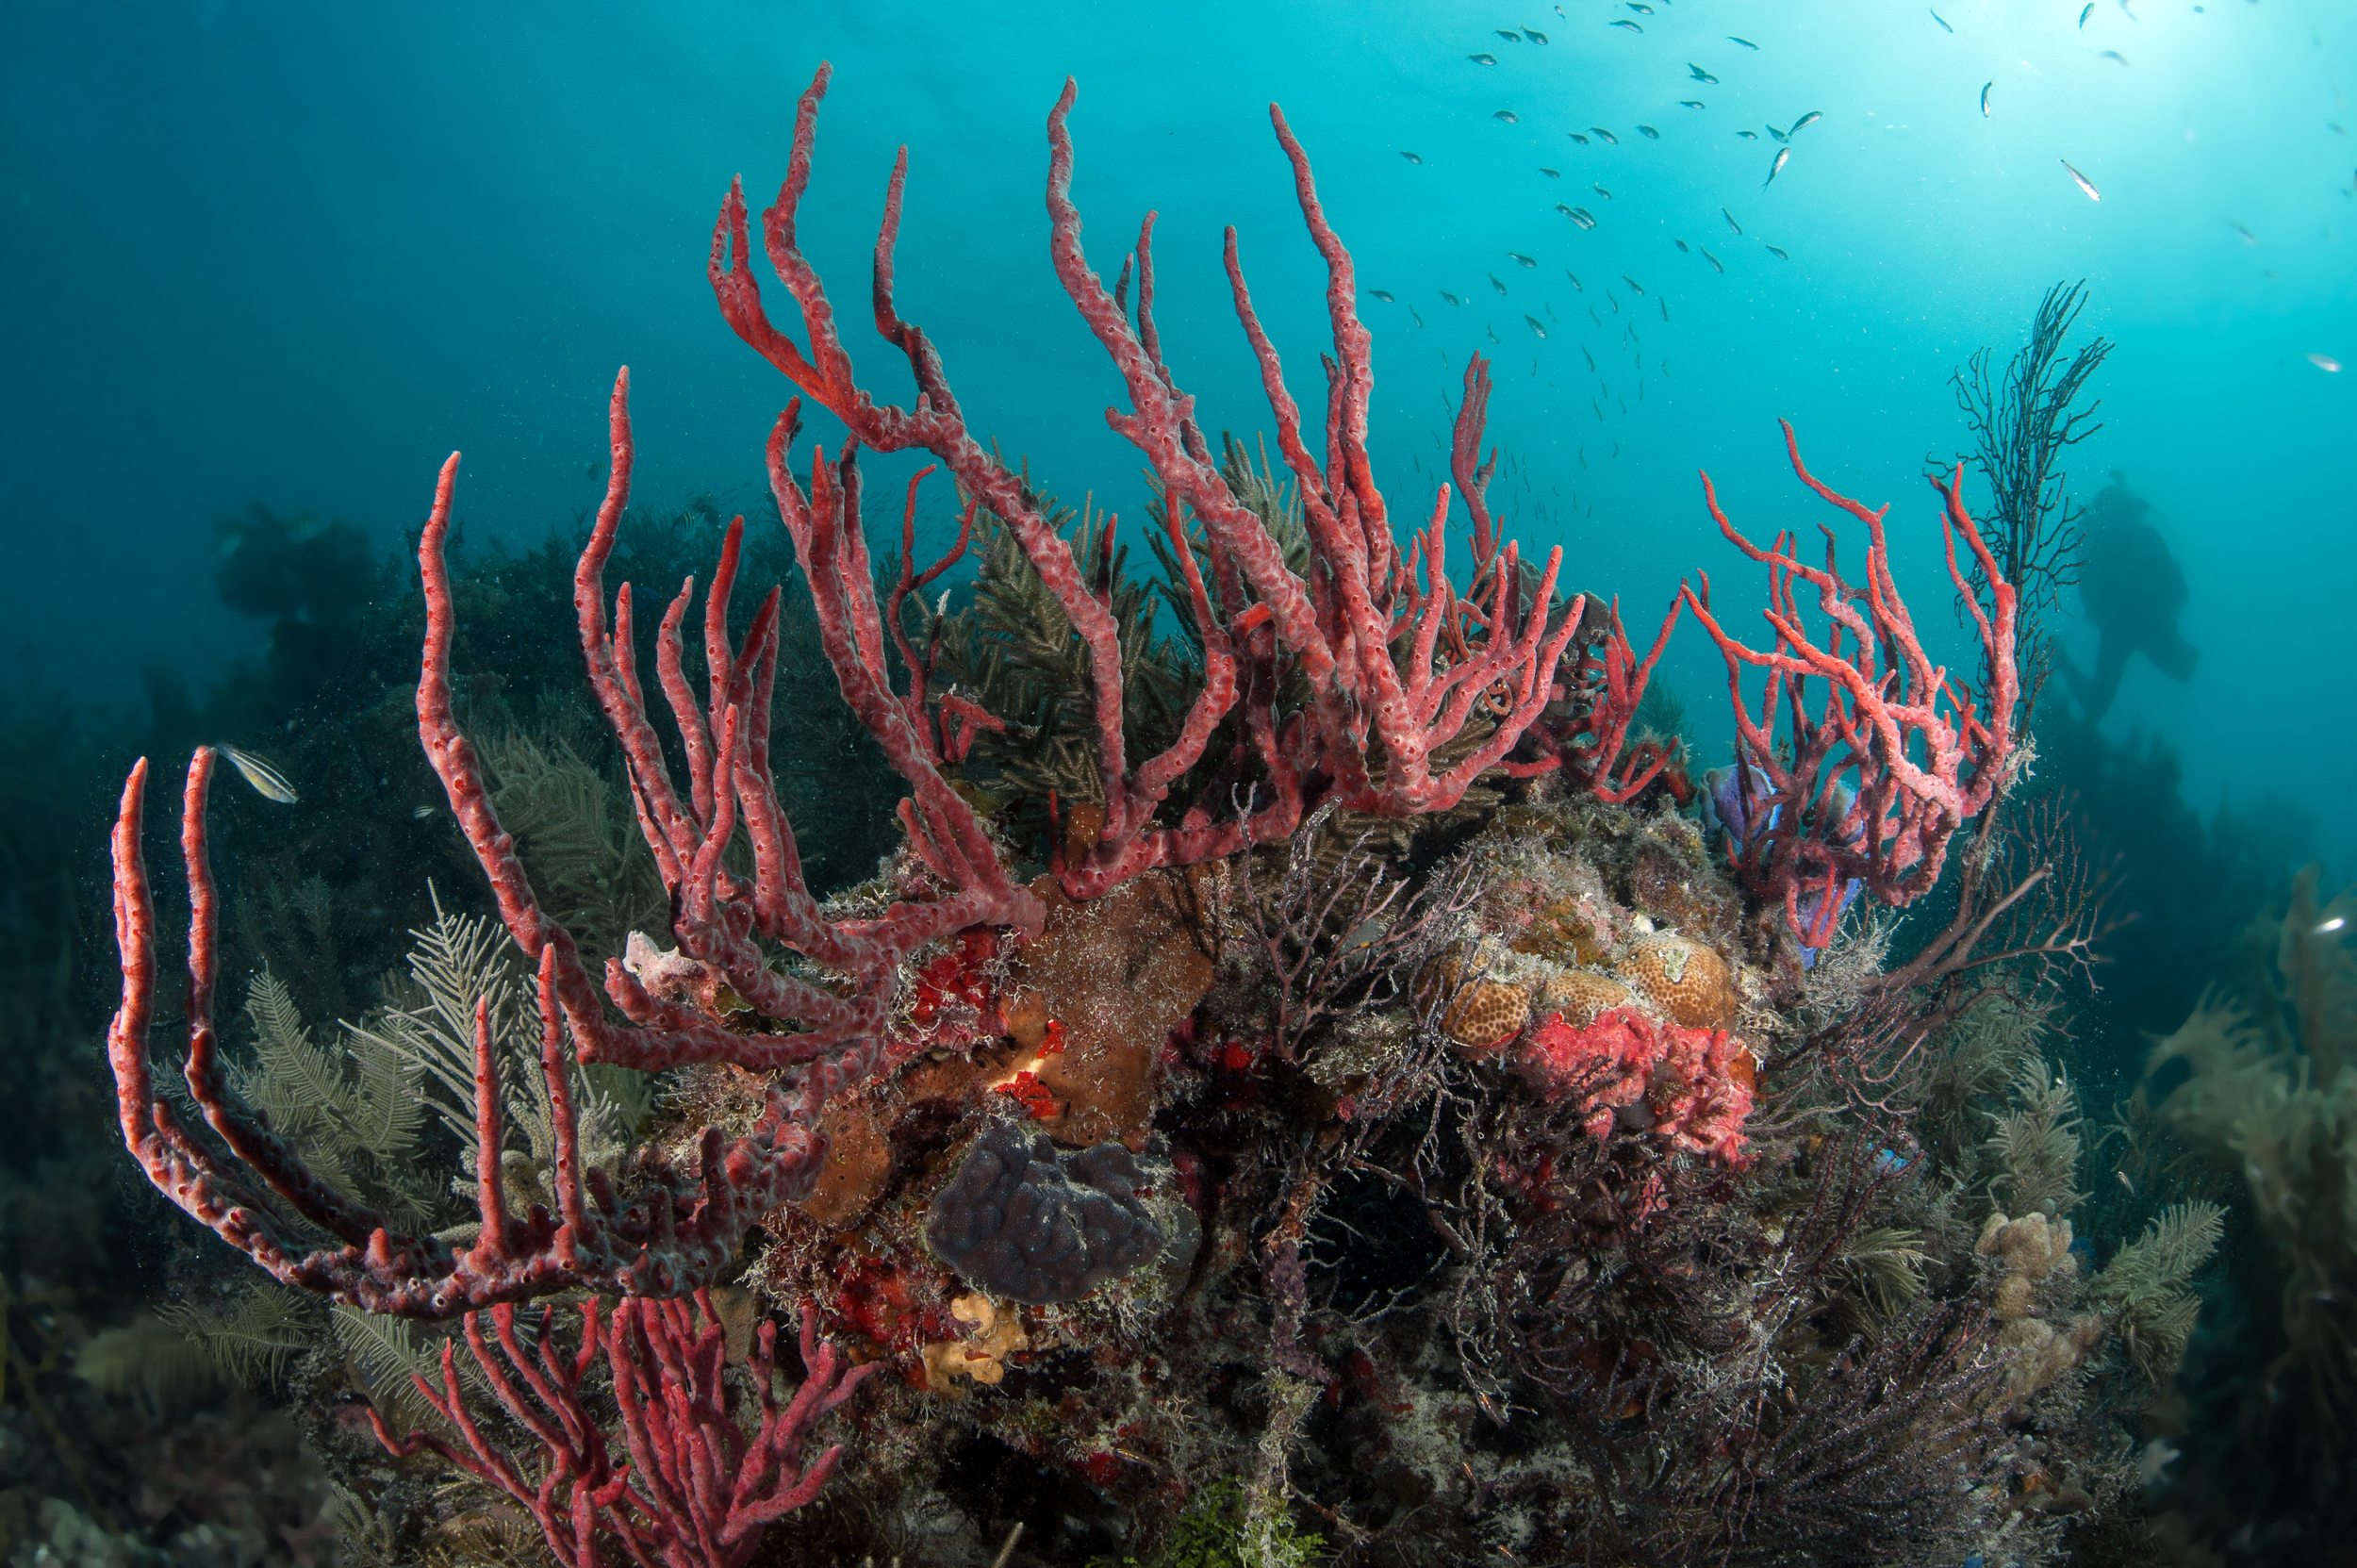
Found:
[369,1293,875,1568]
[1680,421,2019,949]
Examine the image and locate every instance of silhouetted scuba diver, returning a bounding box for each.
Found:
[2059,474,2198,722]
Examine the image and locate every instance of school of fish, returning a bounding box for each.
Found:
[1359,3,2228,486]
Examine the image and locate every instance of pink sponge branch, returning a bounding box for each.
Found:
[371,1294,874,1567]
[711,63,1589,895]
[1502,594,1686,800]
[1451,355,1501,569]
[108,739,848,1313]
[1681,421,2020,945]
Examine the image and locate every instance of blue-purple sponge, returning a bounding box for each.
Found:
[924,1121,1162,1304]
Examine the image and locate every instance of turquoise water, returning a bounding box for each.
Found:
[5,0,2349,873]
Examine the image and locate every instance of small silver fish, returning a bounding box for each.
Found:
[1409,305,1425,327]
[1659,297,1668,321]
[1681,99,1706,108]
[1622,274,1645,295]
[1626,2,1652,11]
[1764,147,1791,187]
[1441,289,1462,305]
[1765,243,1788,259]
[1638,124,1659,139]
[1400,150,1424,163]
[1591,127,1619,143]
[2118,1169,2136,1194]
[1700,247,1723,273]
[1930,7,1953,32]
[1592,183,1613,198]
[1495,28,1523,41]
[1689,64,1718,83]
[2060,157,2102,201]
[2230,223,2256,245]
[1525,28,1549,44]
[1582,345,1595,371]
[1673,237,1690,252]
[216,743,298,804]
[1564,270,1583,290]
[1737,129,1758,140]
[412,802,437,819]
[1487,322,1501,343]
[1981,81,1992,117]
[1494,108,1522,124]
[1567,132,1591,144]
[1610,18,1642,30]
[1765,124,1787,142]
[1729,36,1758,49]
[1468,52,1498,64]
[1490,273,1510,293]
[1789,110,1822,135]
[1722,206,1741,233]
[1570,207,1597,228]
[2079,2,2093,25]
[1508,251,1537,266]
[2307,353,2344,372]
[1370,289,1395,302]
[1525,314,1548,338]
[2100,50,2127,65]
[1540,166,1561,177]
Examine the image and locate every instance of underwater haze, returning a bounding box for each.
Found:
[2,0,2349,873]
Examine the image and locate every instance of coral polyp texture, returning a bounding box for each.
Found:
[90,58,2180,1568]
[1617,929,1739,1028]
